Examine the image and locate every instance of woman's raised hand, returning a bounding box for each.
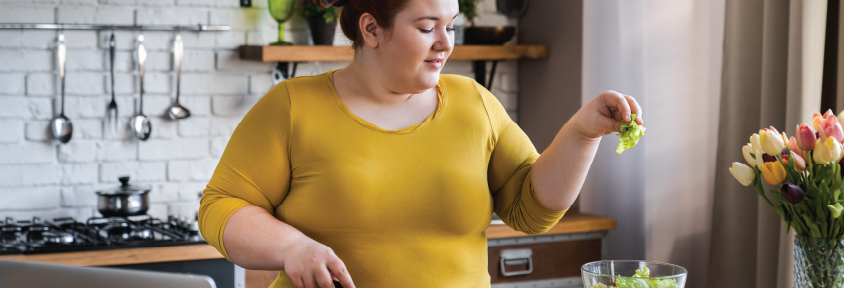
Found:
[282,236,356,288]
[570,90,644,139]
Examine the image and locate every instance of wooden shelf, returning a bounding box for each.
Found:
[239,44,549,62]
[0,212,613,267]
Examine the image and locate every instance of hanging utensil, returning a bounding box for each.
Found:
[107,31,118,134]
[168,34,190,120]
[51,32,73,144]
[131,33,151,141]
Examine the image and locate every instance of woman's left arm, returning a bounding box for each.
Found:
[531,91,644,211]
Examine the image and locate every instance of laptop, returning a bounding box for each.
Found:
[0,259,216,288]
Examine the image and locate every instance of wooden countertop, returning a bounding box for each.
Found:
[0,213,614,267]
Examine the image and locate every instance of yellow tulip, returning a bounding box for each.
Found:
[729,162,756,186]
[814,137,844,164]
[742,143,756,167]
[758,162,786,185]
[759,129,785,156]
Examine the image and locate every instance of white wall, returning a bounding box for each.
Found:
[0,0,519,222]
[580,1,724,287]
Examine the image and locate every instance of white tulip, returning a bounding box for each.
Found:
[729,162,756,186]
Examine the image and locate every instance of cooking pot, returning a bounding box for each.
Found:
[96,176,151,217]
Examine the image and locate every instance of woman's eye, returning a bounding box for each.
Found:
[446,27,455,32]
[419,28,434,33]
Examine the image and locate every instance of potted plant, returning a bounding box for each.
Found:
[459,0,481,27]
[460,0,515,45]
[301,0,340,45]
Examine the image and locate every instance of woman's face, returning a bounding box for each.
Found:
[370,0,458,94]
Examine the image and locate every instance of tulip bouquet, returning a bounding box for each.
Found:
[729,110,844,239]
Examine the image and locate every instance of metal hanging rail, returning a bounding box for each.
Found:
[0,23,230,31]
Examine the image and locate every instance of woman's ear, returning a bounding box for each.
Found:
[359,12,380,49]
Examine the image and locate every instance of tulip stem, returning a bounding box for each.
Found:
[794,204,812,234]
[753,168,775,207]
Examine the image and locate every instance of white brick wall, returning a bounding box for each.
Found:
[0,0,519,222]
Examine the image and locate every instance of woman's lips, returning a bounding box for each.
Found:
[424,59,443,69]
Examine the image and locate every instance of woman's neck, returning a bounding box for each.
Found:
[335,57,414,107]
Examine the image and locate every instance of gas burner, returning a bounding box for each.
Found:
[0,214,204,255]
[106,221,131,241]
[42,231,74,245]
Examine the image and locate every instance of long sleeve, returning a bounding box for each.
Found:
[198,81,292,262]
[478,82,568,234]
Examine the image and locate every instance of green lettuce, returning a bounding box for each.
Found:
[615,114,646,154]
[590,267,679,288]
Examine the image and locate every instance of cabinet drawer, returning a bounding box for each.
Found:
[488,239,601,284]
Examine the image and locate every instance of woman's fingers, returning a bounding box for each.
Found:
[303,273,319,288]
[327,258,356,288]
[291,277,306,288]
[315,265,335,288]
[623,95,643,125]
[602,90,632,123]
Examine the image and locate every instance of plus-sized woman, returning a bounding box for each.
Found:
[199,0,643,287]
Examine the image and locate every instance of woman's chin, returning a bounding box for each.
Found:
[416,72,440,89]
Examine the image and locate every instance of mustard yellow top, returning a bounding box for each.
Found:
[198,69,568,288]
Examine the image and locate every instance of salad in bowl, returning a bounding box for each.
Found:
[581,260,687,288]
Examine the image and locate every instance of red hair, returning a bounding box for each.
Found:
[330,0,413,48]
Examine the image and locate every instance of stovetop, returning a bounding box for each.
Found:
[0,214,205,255]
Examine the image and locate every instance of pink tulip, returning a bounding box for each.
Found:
[789,136,807,160]
[782,150,806,171]
[796,123,817,151]
[812,110,844,143]
[826,122,844,143]
[769,126,780,135]
[814,111,825,131]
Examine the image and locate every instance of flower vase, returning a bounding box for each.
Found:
[794,236,844,287]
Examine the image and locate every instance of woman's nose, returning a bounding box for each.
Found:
[432,27,453,53]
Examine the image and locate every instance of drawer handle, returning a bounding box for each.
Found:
[499,248,533,277]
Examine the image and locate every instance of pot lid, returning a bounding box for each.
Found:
[96,176,151,195]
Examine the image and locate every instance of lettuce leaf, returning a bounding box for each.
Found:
[615,114,646,154]
[613,267,679,288]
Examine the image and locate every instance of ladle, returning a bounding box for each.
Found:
[50,32,72,144]
[131,34,151,141]
[168,34,190,120]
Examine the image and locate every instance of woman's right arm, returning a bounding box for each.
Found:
[198,82,355,288]
[224,206,355,288]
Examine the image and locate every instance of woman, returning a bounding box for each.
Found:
[198,0,643,287]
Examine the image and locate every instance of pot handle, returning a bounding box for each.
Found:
[119,176,130,187]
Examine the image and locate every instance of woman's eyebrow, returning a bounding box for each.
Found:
[413,13,460,22]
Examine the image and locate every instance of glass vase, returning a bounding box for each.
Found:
[268,0,295,45]
[794,236,844,287]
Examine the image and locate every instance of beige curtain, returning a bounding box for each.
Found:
[707,0,828,287]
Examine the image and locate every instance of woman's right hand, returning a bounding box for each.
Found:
[282,235,356,288]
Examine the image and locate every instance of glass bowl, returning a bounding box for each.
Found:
[581,260,687,288]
